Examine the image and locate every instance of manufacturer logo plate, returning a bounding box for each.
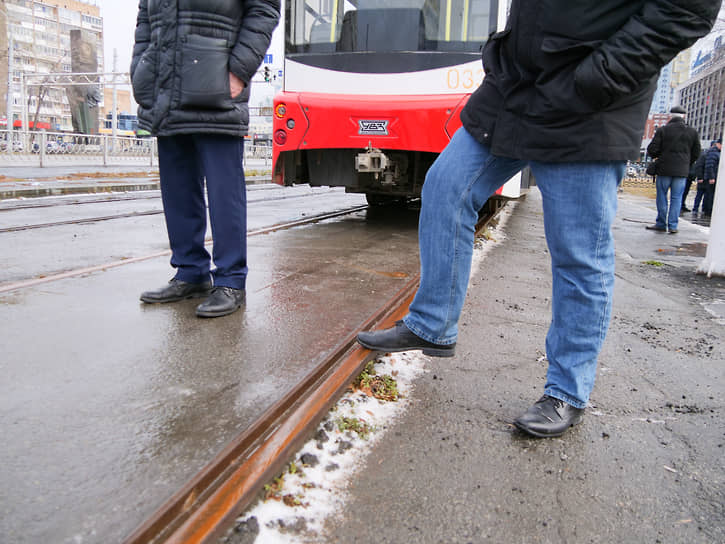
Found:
[358,120,389,135]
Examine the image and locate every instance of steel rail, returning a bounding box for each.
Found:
[0,205,368,293]
[0,188,344,232]
[122,204,503,544]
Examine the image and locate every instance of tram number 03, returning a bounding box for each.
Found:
[447,68,484,90]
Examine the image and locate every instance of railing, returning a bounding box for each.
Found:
[0,129,272,168]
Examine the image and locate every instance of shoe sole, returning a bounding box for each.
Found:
[140,291,211,304]
[513,414,584,438]
[357,338,455,358]
[196,304,243,318]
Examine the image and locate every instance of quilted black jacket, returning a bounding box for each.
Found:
[131,0,279,137]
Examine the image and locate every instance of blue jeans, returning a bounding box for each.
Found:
[403,128,623,408]
[158,134,248,289]
[654,175,686,230]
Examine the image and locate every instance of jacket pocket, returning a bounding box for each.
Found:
[179,35,233,110]
[535,37,603,115]
[131,46,158,109]
[481,28,510,77]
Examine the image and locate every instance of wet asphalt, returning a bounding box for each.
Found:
[1,174,723,543]
[0,184,422,543]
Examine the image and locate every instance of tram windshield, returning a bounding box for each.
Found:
[287,0,498,54]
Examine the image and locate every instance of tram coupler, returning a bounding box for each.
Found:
[355,145,397,184]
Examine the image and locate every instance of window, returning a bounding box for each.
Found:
[288,0,497,53]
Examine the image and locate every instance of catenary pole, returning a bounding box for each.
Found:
[697,128,725,277]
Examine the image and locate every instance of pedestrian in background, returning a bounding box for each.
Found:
[132,0,279,317]
[691,149,708,215]
[357,0,717,438]
[645,106,701,234]
[703,138,721,217]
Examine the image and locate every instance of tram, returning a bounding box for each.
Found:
[272,0,522,204]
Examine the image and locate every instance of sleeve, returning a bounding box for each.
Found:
[704,150,716,181]
[647,128,663,158]
[130,0,150,77]
[574,1,719,109]
[229,0,281,84]
[690,132,701,165]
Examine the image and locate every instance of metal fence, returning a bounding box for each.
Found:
[0,129,272,168]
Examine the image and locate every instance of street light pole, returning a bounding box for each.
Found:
[6,37,13,132]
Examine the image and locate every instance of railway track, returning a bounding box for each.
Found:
[0,205,368,293]
[123,201,505,544]
[0,187,343,233]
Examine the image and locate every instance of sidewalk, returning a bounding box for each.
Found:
[323,189,724,543]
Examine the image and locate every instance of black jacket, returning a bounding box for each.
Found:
[646,117,701,178]
[705,145,721,181]
[131,0,279,137]
[690,152,706,180]
[461,0,718,162]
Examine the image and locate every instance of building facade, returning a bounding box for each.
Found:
[1,0,103,132]
[676,54,725,144]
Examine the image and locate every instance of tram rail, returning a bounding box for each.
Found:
[0,187,344,233]
[0,205,368,293]
[123,202,505,544]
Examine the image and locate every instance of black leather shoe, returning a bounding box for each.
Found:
[140,278,212,303]
[357,320,455,357]
[514,395,584,438]
[196,286,245,318]
[645,224,666,232]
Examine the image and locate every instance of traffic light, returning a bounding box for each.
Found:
[263,66,271,82]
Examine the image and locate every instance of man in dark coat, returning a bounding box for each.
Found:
[133,0,279,317]
[703,138,721,217]
[358,0,717,438]
[645,106,701,233]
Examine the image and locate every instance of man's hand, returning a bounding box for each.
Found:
[230,72,245,98]
[709,179,716,184]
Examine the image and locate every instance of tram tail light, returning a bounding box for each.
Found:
[274,129,288,145]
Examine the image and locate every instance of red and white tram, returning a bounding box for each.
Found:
[272,0,521,204]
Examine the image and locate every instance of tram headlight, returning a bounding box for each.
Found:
[274,129,287,145]
[286,119,295,130]
[275,103,287,118]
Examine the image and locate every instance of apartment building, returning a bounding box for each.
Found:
[677,49,725,143]
[1,0,103,132]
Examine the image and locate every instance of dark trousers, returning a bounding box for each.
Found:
[681,178,693,210]
[703,181,717,216]
[157,134,247,290]
[693,181,706,212]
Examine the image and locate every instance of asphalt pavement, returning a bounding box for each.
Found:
[1,169,723,543]
[323,189,724,543]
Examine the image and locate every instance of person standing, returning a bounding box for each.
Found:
[703,138,721,217]
[357,0,717,438]
[132,0,279,317]
[645,106,701,234]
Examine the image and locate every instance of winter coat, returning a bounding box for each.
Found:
[690,152,706,180]
[704,145,720,182]
[646,117,701,178]
[460,0,718,162]
[131,0,280,137]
